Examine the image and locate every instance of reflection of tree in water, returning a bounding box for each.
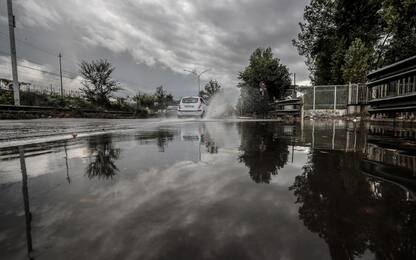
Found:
[239,123,289,183]
[155,130,174,152]
[290,150,416,259]
[136,129,175,152]
[204,133,218,154]
[86,135,121,180]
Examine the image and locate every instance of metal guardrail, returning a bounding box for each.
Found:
[0,104,135,115]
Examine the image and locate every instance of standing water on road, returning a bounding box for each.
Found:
[0,119,415,260]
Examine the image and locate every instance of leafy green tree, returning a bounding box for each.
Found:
[165,93,174,106]
[238,47,291,101]
[293,0,382,85]
[378,0,416,66]
[237,84,270,117]
[292,0,337,85]
[343,38,372,83]
[199,80,221,101]
[79,59,121,108]
[133,92,155,110]
[154,85,168,110]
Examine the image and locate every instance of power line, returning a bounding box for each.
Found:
[0,34,79,77]
[0,31,58,57]
[0,49,77,79]
[0,30,79,64]
[0,44,141,93]
[0,30,145,89]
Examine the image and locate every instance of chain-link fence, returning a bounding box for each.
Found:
[297,84,367,111]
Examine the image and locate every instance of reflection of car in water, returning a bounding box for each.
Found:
[177,96,207,118]
[180,124,205,142]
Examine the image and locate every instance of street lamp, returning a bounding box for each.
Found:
[184,68,210,96]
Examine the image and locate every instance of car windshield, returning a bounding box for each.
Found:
[182,98,199,103]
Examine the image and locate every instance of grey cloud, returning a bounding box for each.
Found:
[0,0,310,97]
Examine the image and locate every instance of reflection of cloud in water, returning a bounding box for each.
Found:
[270,147,309,187]
[205,122,241,148]
[29,150,327,259]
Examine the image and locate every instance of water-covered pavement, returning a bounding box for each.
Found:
[1,119,415,260]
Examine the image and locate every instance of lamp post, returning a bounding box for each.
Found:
[184,68,210,96]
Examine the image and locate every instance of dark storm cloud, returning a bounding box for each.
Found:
[0,0,310,97]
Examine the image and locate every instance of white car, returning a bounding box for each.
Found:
[177,96,207,118]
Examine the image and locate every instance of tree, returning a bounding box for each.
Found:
[378,0,416,66]
[294,0,416,84]
[237,84,270,117]
[238,47,291,101]
[166,93,174,106]
[343,38,372,83]
[154,85,167,110]
[79,59,121,108]
[133,92,155,110]
[293,0,382,85]
[292,0,337,85]
[199,80,221,101]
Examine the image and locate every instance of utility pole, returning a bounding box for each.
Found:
[58,53,64,99]
[293,73,296,98]
[184,68,210,96]
[7,0,20,106]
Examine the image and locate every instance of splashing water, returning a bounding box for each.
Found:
[205,87,240,119]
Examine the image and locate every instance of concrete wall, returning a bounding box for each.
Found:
[304,109,347,117]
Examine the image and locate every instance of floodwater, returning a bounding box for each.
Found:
[0,119,415,260]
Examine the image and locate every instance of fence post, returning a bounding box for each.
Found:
[355,84,359,104]
[348,82,352,105]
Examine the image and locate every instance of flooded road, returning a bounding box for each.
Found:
[1,119,415,260]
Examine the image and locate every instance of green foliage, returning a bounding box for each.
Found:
[378,0,416,65]
[293,0,405,84]
[133,92,155,110]
[343,39,372,83]
[199,80,221,101]
[238,47,291,101]
[0,90,13,104]
[237,84,271,117]
[133,86,174,113]
[154,85,168,110]
[237,47,290,116]
[292,0,337,85]
[79,59,121,108]
[0,89,94,109]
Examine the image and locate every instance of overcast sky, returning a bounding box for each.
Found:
[0,0,310,97]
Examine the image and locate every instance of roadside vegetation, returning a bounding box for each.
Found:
[0,59,177,118]
[237,47,292,117]
[293,0,416,85]
[199,80,221,102]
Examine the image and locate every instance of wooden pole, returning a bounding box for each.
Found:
[7,0,20,105]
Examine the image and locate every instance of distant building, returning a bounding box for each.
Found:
[367,55,416,119]
[0,78,31,90]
